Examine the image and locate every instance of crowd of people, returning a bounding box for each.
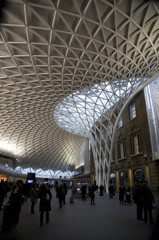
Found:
[0,179,30,230]
[133,181,155,224]
[0,179,103,230]
[0,179,53,229]
[118,181,156,224]
[0,178,158,231]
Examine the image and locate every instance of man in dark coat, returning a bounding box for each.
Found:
[39,184,52,226]
[89,184,96,205]
[10,180,23,229]
[58,184,65,208]
[119,185,125,205]
[108,184,114,199]
[142,181,155,224]
[63,182,68,204]
[133,183,144,220]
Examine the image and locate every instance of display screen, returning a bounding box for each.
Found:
[27,179,34,184]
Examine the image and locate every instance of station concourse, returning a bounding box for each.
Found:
[0,1,159,239]
[0,189,159,240]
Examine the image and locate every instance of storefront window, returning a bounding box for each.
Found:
[110,172,116,190]
[119,171,128,186]
[133,168,145,185]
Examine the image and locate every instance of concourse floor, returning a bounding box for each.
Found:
[0,189,158,240]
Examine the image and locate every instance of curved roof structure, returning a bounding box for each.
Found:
[0,0,159,178]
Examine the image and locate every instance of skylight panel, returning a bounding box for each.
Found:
[54,77,146,136]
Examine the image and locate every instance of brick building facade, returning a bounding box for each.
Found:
[90,90,159,196]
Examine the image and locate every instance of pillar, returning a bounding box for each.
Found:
[128,168,133,187]
[144,164,150,184]
[115,170,119,192]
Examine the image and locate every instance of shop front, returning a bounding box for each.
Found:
[133,168,145,185]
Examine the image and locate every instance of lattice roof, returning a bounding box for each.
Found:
[0,0,159,177]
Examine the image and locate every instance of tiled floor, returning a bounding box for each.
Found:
[0,189,158,240]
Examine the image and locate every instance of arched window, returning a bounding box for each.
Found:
[133,168,145,185]
[110,172,116,191]
[119,171,128,186]
[110,172,116,183]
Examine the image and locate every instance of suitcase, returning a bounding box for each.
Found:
[2,202,13,230]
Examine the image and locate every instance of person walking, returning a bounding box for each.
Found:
[142,181,155,224]
[108,183,114,199]
[39,184,52,226]
[133,183,144,220]
[30,183,38,214]
[70,184,76,203]
[9,180,23,229]
[119,185,125,205]
[89,184,96,205]
[58,184,65,208]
